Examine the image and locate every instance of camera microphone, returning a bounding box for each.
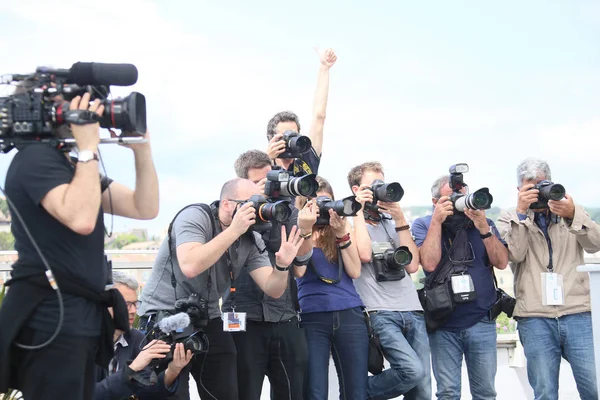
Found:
[157,313,191,334]
[67,62,138,86]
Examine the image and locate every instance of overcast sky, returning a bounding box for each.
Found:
[1,0,599,237]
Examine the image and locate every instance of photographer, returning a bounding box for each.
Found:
[224,150,313,400]
[265,48,337,176]
[96,271,192,399]
[348,161,431,400]
[294,177,368,400]
[138,178,304,400]
[412,174,508,399]
[0,91,159,400]
[496,158,600,400]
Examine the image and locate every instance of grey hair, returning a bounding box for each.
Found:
[431,175,450,199]
[516,157,551,185]
[112,271,139,291]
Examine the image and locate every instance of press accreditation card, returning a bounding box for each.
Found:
[541,272,564,306]
[451,274,474,294]
[222,312,247,332]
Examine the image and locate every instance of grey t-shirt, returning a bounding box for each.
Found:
[353,218,423,312]
[139,204,270,320]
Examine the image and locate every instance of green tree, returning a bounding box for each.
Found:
[107,233,141,249]
[0,198,8,218]
[0,232,15,251]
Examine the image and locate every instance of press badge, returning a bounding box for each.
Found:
[451,274,477,303]
[222,312,247,332]
[541,272,564,306]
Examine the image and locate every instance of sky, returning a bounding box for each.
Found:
[0,0,599,238]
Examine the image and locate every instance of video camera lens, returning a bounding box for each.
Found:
[258,200,291,222]
[184,335,207,354]
[372,180,404,203]
[100,92,146,134]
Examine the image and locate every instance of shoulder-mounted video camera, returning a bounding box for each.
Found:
[264,168,318,199]
[315,195,361,226]
[448,163,493,212]
[146,294,210,375]
[0,62,146,153]
[372,241,413,282]
[529,180,565,210]
[277,130,312,159]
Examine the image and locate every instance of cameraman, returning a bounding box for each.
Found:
[0,92,159,400]
[96,271,192,399]
[412,175,508,399]
[225,150,313,400]
[348,161,432,400]
[138,178,304,400]
[265,48,337,176]
[496,158,600,400]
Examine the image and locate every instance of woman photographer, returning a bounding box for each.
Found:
[294,176,368,400]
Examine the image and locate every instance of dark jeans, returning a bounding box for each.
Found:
[232,317,308,400]
[14,328,98,400]
[517,312,598,400]
[301,307,369,400]
[167,318,238,400]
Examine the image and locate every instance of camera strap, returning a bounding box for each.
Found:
[167,203,217,303]
[225,244,237,311]
[309,248,344,284]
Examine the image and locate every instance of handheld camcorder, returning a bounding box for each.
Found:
[264,169,319,199]
[372,242,413,282]
[529,180,566,209]
[0,62,146,153]
[448,163,493,212]
[277,130,312,159]
[246,194,292,233]
[148,294,209,375]
[314,195,362,226]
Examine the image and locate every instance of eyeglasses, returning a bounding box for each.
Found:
[125,300,142,310]
[227,199,248,204]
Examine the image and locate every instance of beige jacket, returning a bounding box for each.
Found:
[496,205,600,318]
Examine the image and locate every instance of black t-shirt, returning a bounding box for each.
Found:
[5,143,112,336]
[287,146,321,176]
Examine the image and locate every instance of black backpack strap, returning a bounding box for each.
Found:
[167,203,218,299]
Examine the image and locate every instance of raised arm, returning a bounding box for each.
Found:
[549,196,600,254]
[102,130,159,220]
[464,210,508,270]
[308,48,337,157]
[329,212,361,279]
[419,197,453,272]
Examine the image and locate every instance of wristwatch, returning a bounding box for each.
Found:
[480,227,493,239]
[78,150,99,163]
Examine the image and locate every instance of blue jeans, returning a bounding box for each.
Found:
[429,316,497,399]
[367,311,432,400]
[517,312,598,400]
[301,307,369,400]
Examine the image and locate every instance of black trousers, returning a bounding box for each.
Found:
[168,317,238,400]
[232,318,308,400]
[14,328,98,400]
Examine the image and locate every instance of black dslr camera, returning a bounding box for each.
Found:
[147,294,210,375]
[264,169,318,199]
[0,62,146,153]
[529,180,566,209]
[371,180,404,203]
[315,195,361,226]
[490,288,516,319]
[372,242,413,282]
[277,130,312,159]
[448,163,494,212]
[245,194,292,233]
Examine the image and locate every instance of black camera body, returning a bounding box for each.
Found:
[530,180,566,209]
[245,194,291,233]
[371,242,413,282]
[277,130,312,159]
[0,62,146,153]
[371,180,404,203]
[147,294,210,375]
[448,163,494,212]
[490,288,516,319]
[315,195,362,226]
[264,169,318,199]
